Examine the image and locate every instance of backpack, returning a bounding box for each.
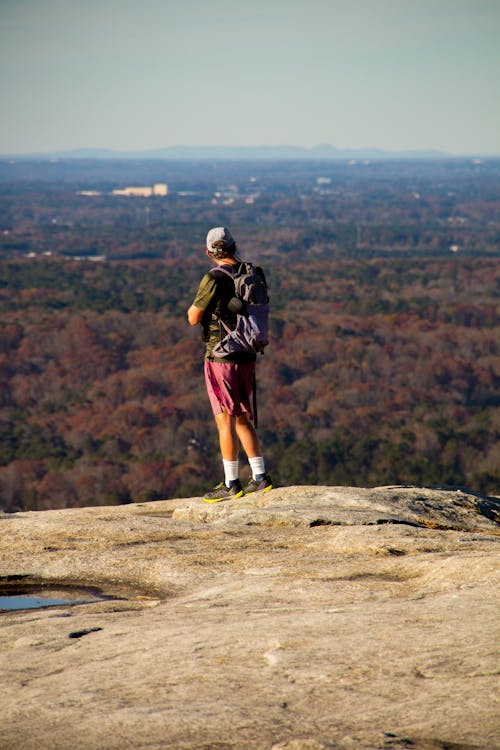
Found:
[210,261,270,357]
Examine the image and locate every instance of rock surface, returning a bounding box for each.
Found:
[0,485,499,750]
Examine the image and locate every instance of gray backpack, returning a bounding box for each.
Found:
[211,262,269,357]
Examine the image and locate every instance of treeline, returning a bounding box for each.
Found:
[0,253,498,512]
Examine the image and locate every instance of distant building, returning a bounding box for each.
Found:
[152,183,168,196]
[112,186,152,197]
[112,183,168,198]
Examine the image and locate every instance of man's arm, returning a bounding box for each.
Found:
[187,304,204,326]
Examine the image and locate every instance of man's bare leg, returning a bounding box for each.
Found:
[214,411,261,460]
[235,413,261,459]
[214,411,239,461]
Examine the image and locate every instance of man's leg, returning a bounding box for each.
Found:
[214,411,239,460]
[214,411,240,488]
[203,411,243,502]
[215,411,263,477]
[235,413,272,493]
[235,413,260,459]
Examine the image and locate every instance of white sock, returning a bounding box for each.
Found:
[223,459,239,486]
[249,456,265,480]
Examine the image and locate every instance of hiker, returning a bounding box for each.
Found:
[187,226,272,503]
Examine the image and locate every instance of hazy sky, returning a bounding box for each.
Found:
[1,0,499,155]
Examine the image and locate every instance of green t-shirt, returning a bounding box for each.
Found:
[192,266,256,364]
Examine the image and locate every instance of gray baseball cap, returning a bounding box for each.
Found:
[206,226,235,258]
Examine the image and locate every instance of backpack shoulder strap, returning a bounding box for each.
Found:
[208,266,236,327]
[210,266,235,281]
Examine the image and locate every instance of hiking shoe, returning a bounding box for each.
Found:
[244,474,273,494]
[203,480,244,504]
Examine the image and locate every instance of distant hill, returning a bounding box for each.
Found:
[3,143,453,161]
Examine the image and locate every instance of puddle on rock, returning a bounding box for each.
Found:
[0,584,112,612]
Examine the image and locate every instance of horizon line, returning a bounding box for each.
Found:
[2,143,499,161]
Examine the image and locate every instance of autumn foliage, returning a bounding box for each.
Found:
[1,251,498,511]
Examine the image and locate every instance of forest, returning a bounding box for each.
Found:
[0,158,499,511]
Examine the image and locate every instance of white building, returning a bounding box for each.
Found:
[153,183,168,196]
[112,183,168,198]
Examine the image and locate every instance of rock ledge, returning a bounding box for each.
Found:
[0,485,498,750]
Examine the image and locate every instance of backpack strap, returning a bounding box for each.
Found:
[209,266,236,318]
[209,261,246,286]
[252,371,258,428]
[209,266,236,341]
[210,265,235,282]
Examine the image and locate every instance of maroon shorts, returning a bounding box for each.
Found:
[204,360,255,418]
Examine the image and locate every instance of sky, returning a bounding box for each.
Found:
[1,0,499,156]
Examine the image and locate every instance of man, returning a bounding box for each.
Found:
[187,226,272,503]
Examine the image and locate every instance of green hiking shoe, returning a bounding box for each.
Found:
[203,480,244,504]
[244,474,273,494]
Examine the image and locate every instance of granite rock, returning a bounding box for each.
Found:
[0,485,498,750]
